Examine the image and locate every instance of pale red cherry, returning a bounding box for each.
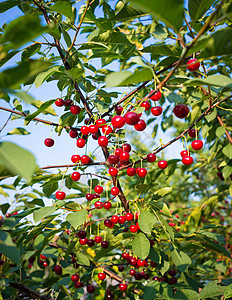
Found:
[182,156,193,165]
[124,112,140,125]
[180,150,189,157]
[158,160,168,169]
[109,167,118,176]
[55,98,64,107]
[71,172,81,181]
[127,167,136,177]
[96,119,106,128]
[191,140,203,150]
[89,125,98,134]
[151,106,163,116]
[94,185,103,194]
[81,126,89,136]
[119,283,128,292]
[102,125,113,135]
[173,104,189,119]
[147,153,156,162]
[187,59,200,71]
[69,130,78,138]
[149,90,162,101]
[98,136,108,147]
[70,105,81,115]
[44,138,54,147]
[141,100,151,111]
[134,119,146,131]
[98,272,106,280]
[111,186,119,196]
[71,154,81,163]
[111,115,125,128]
[55,191,66,200]
[137,168,147,177]
[76,138,86,148]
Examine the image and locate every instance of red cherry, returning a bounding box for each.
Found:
[93,193,100,199]
[44,138,54,147]
[115,106,123,115]
[111,186,119,196]
[173,104,189,119]
[119,283,128,292]
[149,90,162,101]
[130,224,138,233]
[87,239,95,247]
[147,153,156,162]
[182,156,193,165]
[71,274,80,282]
[120,151,130,162]
[98,272,106,280]
[70,105,81,115]
[87,285,95,293]
[130,269,136,276]
[114,148,122,156]
[191,140,203,150]
[168,270,177,277]
[150,260,156,267]
[40,254,47,260]
[134,119,146,131]
[109,167,118,176]
[126,167,136,177]
[96,119,106,128]
[55,191,66,200]
[55,98,64,107]
[71,172,81,181]
[118,215,126,224]
[43,261,48,267]
[137,168,147,177]
[101,240,109,249]
[104,219,113,227]
[84,118,91,125]
[187,59,200,71]
[118,265,125,272]
[94,201,104,209]
[125,213,134,221]
[98,136,108,147]
[94,236,102,243]
[81,155,91,164]
[188,128,199,138]
[75,281,84,289]
[122,252,129,259]
[111,215,119,223]
[64,99,73,107]
[54,265,62,275]
[137,259,146,267]
[141,100,151,111]
[71,154,81,163]
[170,277,177,284]
[94,185,103,194]
[77,230,87,239]
[122,143,131,152]
[69,130,78,138]
[151,106,163,116]
[111,116,125,128]
[180,150,189,157]
[86,193,93,201]
[81,126,89,135]
[104,202,112,210]
[76,138,86,148]
[89,125,98,134]
[135,212,140,220]
[108,155,119,165]
[102,125,113,135]
[124,112,140,125]
[158,160,168,169]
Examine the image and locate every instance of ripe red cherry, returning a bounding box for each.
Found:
[98,136,108,147]
[55,191,66,200]
[111,186,119,196]
[43,261,48,267]
[104,202,112,210]
[182,156,193,165]
[136,167,141,175]
[111,115,125,128]
[141,100,151,111]
[187,59,200,71]
[122,143,131,152]
[81,155,91,164]
[109,167,118,176]
[173,104,189,119]
[119,283,128,292]
[191,140,203,150]
[127,167,136,177]
[81,126,89,136]
[75,281,84,289]
[64,99,73,107]
[134,119,146,131]
[130,269,136,276]
[180,150,189,157]
[147,153,156,162]
[102,125,113,135]
[158,160,168,169]
[101,240,109,249]
[40,254,47,260]
[114,148,122,156]
[104,219,113,227]
[55,98,64,107]
[120,151,130,162]
[69,130,78,138]
[71,172,81,181]
[94,201,104,209]
[170,277,177,284]
[44,138,54,147]
[89,125,98,134]
[86,193,93,201]
[71,274,80,282]
[115,106,123,115]
[71,154,81,163]
[149,90,162,101]
[96,119,106,128]
[87,239,95,247]
[87,285,95,293]
[125,112,140,125]
[93,193,100,199]
[108,155,119,165]
[54,265,62,275]
[137,259,146,267]
[122,252,129,259]
[77,230,87,239]
[125,213,134,221]
[111,215,119,223]
[94,185,103,194]
[118,265,125,272]
[95,236,102,243]
[118,215,126,224]
[168,270,177,277]
[84,118,91,125]
[130,224,139,233]
[188,128,199,138]
[76,138,86,148]
[137,168,147,177]
[70,105,81,115]
[151,106,163,116]
[98,272,106,280]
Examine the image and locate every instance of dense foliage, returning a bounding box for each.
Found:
[0,0,232,299]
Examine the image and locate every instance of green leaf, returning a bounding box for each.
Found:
[216,126,226,137]
[0,142,36,181]
[138,210,157,235]
[224,284,232,299]
[25,99,56,123]
[184,75,232,88]
[33,206,57,223]
[50,1,73,19]
[34,66,60,88]
[167,92,184,103]
[76,252,90,266]
[7,127,30,135]
[66,210,87,229]
[0,230,20,264]
[129,0,184,32]
[223,144,232,159]
[142,44,181,57]
[111,4,147,21]
[0,0,21,13]
[0,50,19,68]
[31,100,56,116]
[0,203,10,215]
[64,68,84,81]
[199,281,223,299]
[188,0,215,21]
[21,43,41,61]
[43,182,58,198]
[143,281,159,300]
[170,249,192,272]
[132,232,150,259]
[154,187,172,197]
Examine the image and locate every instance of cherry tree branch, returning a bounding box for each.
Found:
[217,115,232,144]
[41,162,106,169]
[9,282,52,300]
